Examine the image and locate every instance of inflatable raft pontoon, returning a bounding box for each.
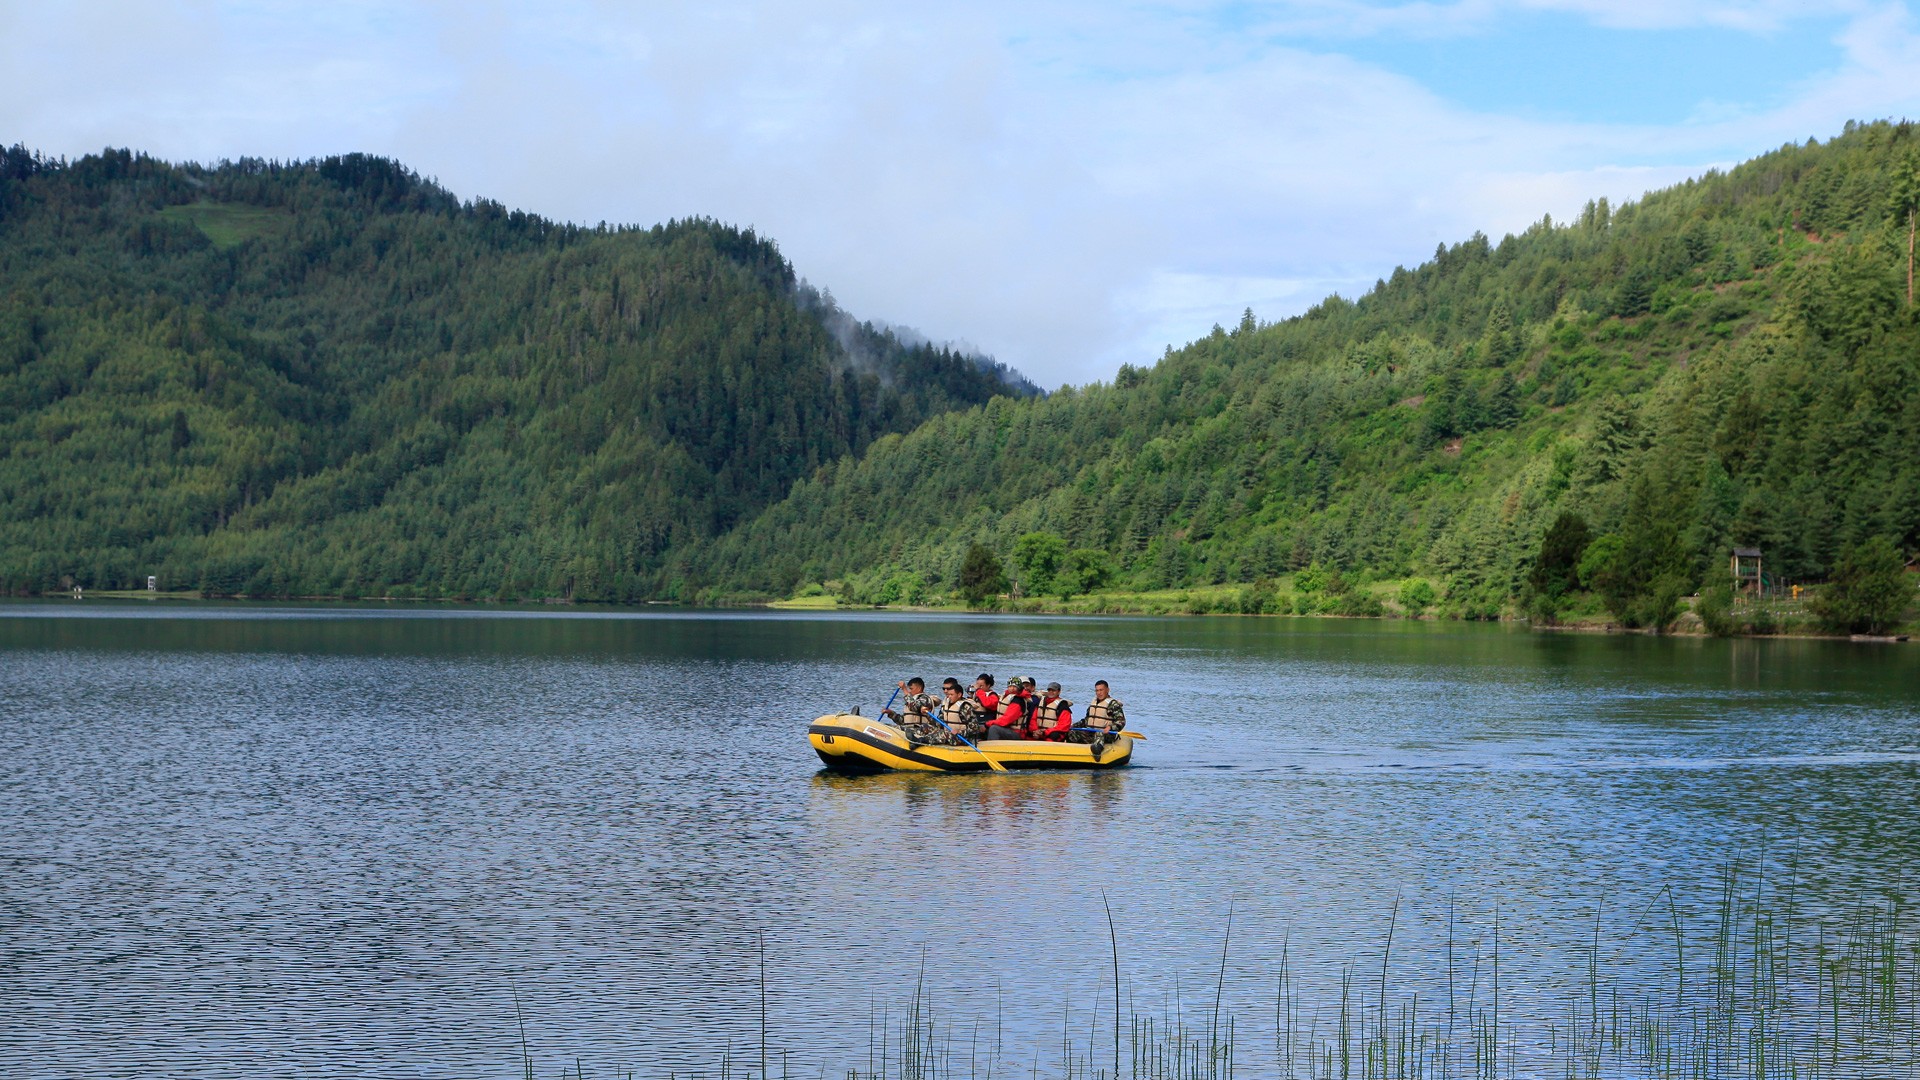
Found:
[808,713,1133,773]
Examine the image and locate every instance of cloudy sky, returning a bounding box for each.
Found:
[5,2,1920,386]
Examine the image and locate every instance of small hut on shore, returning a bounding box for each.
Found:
[1732,547,1763,595]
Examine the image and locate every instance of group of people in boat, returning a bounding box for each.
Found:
[882,673,1126,751]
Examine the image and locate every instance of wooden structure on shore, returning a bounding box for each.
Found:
[1732,547,1763,595]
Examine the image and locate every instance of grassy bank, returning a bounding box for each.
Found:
[759,577,1914,639]
[48,588,207,600]
[764,575,1422,619]
[25,581,1913,640]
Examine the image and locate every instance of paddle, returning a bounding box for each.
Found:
[1072,727,1146,740]
[943,719,1010,773]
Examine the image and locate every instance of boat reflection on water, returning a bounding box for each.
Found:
[806,764,1130,838]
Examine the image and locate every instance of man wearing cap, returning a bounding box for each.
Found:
[1027,681,1074,741]
[981,676,1033,740]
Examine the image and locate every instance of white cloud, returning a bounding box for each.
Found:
[1114,269,1365,361]
[1223,0,1867,38]
[3,1,1920,386]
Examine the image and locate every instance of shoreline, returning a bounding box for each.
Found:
[13,589,1910,642]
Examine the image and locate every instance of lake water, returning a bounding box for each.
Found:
[3,603,1917,1078]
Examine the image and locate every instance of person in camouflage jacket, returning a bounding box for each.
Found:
[1068,679,1126,755]
[885,677,953,744]
[924,678,984,745]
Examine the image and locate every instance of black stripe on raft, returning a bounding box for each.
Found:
[810,724,993,773]
[809,723,1126,773]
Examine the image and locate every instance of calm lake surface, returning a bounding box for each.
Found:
[3,603,1917,1078]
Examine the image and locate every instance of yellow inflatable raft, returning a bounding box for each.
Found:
[808,713,1133,773]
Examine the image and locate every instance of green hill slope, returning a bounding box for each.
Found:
[0,147,1033,599]
[689,122,1920,623]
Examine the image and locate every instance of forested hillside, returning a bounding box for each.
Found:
[0,147,1032,599]
[6,125,1917,620]
[691,121,1920,624]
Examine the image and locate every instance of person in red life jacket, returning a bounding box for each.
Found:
[981,675,1033,740]
[971,673,1000,728]
[1028,681,1074,740]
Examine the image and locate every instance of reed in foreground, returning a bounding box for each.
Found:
[641,872,1918,1080]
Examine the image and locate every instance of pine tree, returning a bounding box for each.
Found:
[1892,152,1920,305]
[1528,511,1592,604]
[957,543,1007,604]
[1485,370,1519,428]
[1481,304,1519,367]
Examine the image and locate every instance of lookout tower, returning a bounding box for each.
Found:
[1731,547,1763,595]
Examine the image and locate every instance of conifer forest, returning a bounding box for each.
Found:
[3,122,1918,629]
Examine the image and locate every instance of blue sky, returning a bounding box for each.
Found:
[1327,11,1847,127]
[3,1,1918,386]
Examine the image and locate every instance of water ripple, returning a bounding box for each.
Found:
[2,605,1916,1077]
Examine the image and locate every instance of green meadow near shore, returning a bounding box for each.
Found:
[4,124,1919,633]
[770,572,1915,638]
[63,577,1910,639]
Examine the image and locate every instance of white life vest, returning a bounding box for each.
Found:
[1083,696,1120,730]
[938,698,974,731]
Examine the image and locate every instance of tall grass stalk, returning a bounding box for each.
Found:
[607,875,1916,1080]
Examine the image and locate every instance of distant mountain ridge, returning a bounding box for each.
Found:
[0,146,1034,598]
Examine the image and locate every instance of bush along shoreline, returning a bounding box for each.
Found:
[36,558,1915,642]
[757,541,1913,639]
